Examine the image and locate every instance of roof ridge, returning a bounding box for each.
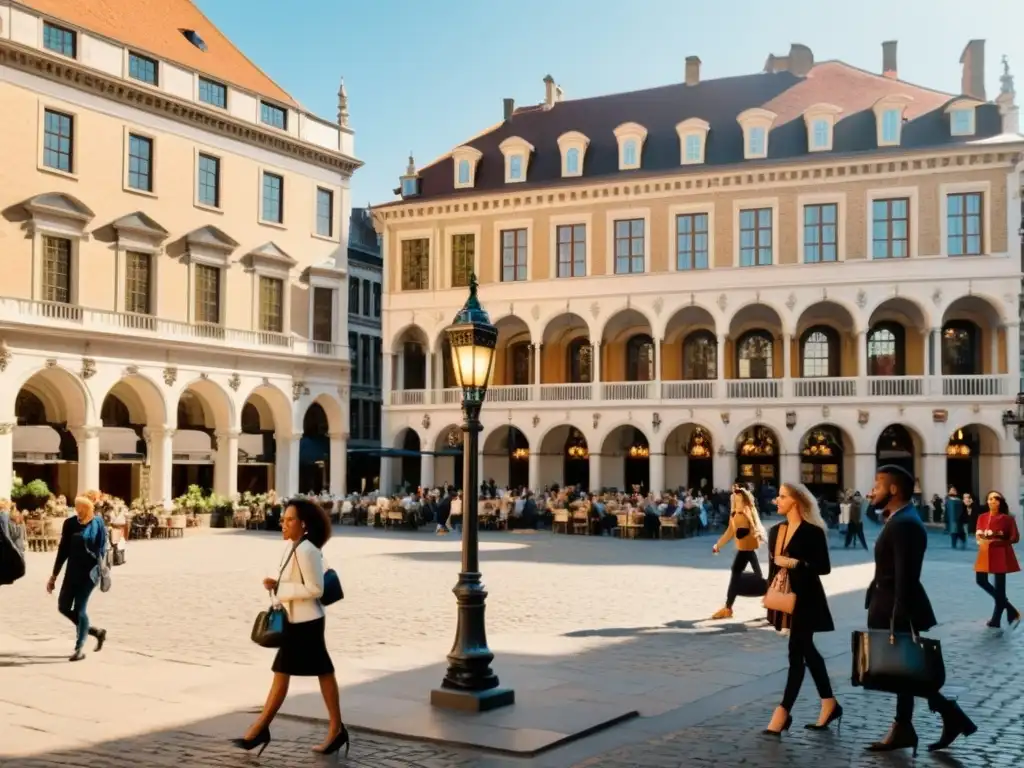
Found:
[812,59,959,100]
[183,0,301,108]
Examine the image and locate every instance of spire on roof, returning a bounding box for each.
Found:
[406,153,416,175]
[337,77,350,128]
[1000,55,1015,98]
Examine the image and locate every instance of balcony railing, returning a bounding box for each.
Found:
[386,374,1013,408]
[0,297,345,359]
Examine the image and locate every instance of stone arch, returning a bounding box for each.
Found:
[538,423,590,489]
[726,299,788,337]
[794,296,864,334]
[10,364,94,427]
[100,372,167,427]
[175,377,233,431]
[599,307,654,346]
[540,309,598,344]
[390,323,431,354]
[662,421,716,493]
[309,392,345,435]
[239,382,294,437]
[797,423,856,500]
[945,422,1003,501]
[867,294,931,331]
[600,423,651,491]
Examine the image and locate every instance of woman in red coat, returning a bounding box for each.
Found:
[975,491,1021,629]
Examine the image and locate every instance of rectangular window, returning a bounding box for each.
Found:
[316,188,334,237]
[128,52,158,85]
[812,119,829,149]
[127,134,153,192]
[372,283,382,318]
[259,276,283,333]
[194,264,221,324]
[260,101,287,130]
[803,203,838,263]
[947,192,983,256]
[348,277,359,314]
[125,251,151,314]
[451,233,475,287]
[401,239,430,290]
[614,218,645,274]
[747,126,765,156]
[372,338,382,386]
[509,155,523,180]
[361,280,371,317]
[675,213,709,270]
[349,400,359,438]
[871,198,909,259]
[501,228,528,282]
[739,208,773,267]
[198,77,227,108]
[348,332,358,373]
[312,286,333,342]
[556,224,587,277]
[371,401,381,440]
[43,22,76,57]
[882,109,901,143]
[261,172,283,224]
[951,109,973,136]
[360,334,371,385]
[42,109,74,173]
[42,236,71,303]
[197,154,220,207]
[684,135,701,162]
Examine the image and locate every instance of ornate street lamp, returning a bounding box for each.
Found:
[430,274,515,713]
[1002,392,1024,443]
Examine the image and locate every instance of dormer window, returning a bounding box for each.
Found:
[945,98,979,137]
[613,123,648,171]
[498,136,534,184]
[802,103,843,152]
[401,178,417,197]
[872,94,913,147]
[451,145,483,189]
[557,131,590,178]
[675,118,710,165]
[737,108,777,160]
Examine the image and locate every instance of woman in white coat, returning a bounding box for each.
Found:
[234,498,348,757]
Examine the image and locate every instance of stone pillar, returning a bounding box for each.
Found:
[0,422,14,500]
[716,334,726,381]
[425,350,434,395]
[592,342,602,401]
[329,432,347,496]
[396,352,406,390]
[214,430,240,499]
[999,449,1022,519]
[857,330,868,393]
[419,449,434,491]
[713,450,732,489]
[928,327,940,376]
[649,450,666,495]
[781,450,799,486]
[854,452,877,497]
[1007,323,1021,381]
[379,453,394,495]
[654,338,663,382]
[146,427,174,508]
[532,344,542,386]
[922,451,945,499]
[74,426,100,495]
[528,449,540,492]
[991,327,999,375]
[274,433,295,496]
[781,333,792,397]
[382,353,393,403]
[589,453,602,492]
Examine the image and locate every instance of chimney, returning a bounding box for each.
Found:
[543,74,556,109]
[685,55,701,86]
[960,39,986,100]
[788,44,814,76]
[503,98,515,122]
[882,41,898,79]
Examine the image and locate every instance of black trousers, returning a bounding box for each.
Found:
[889,619,952,724]
[844,522,867,549]
[951,524,967,548]
[781,630,833,711]
[976,572,1019,625]
[725,550,763,608]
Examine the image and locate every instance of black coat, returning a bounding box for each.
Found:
[768,521,834,634]
[865,506,937,632]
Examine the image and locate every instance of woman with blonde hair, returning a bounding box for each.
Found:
[710,486,768,620]
[763,482,839,737]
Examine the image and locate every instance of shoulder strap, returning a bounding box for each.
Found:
[774,524,788,557]
[273,543,299,594]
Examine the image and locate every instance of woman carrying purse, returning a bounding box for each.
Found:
[762,483,840,737]
[974,490,1021,629]
[234,498,349,757]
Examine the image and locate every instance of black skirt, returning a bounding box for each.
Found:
[271,616,334,677]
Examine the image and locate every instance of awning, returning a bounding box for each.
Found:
[173,429,214,464]
[239,432,270,463]
[13,425,62,462]
[99,427,143,460]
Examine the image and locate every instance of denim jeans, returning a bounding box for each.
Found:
[58,575,96,651]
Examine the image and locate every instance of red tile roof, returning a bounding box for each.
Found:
[19,0,298,106]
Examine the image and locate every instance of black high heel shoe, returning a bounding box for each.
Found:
[232,726,271,757]
[762,713,792,737]
[315,724,350,757]
[865,721,918,757]
[805,703,843,733]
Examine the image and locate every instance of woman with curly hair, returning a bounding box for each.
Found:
[234,497,348,757]
[710,486,767,620]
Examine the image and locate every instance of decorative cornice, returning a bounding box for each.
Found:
[0,41,361,177]
[374,148,1024,224]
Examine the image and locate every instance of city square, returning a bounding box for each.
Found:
[2,524,1023,767]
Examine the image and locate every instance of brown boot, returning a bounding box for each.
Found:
[710,607,733,620]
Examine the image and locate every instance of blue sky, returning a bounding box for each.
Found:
[198,0,1022,207]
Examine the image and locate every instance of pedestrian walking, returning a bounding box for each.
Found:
[844,493,868,550]
[235,498,349,757]
[762,483,841,738]
[0,501,26,587]
[46,496,108,662]
[945,488,967,549]
[710,487,767,620]
[863,466,976,755]
[974,491,1021,629]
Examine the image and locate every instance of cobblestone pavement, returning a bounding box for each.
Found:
[1,524,1020,767]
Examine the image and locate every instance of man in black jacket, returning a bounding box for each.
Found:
[864,465,976,755]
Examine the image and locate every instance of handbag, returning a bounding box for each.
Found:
[734,570,767,598]
[250,545,297,649]
[321,567,344,606]
[851,618,946,698]
[763,524,796,614]
[89,526,112,593]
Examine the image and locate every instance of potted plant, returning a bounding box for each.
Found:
[11,478,52,513]
[207,493,235,528]
[174,485,212,527]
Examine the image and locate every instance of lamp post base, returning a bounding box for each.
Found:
[430,685,516,713]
